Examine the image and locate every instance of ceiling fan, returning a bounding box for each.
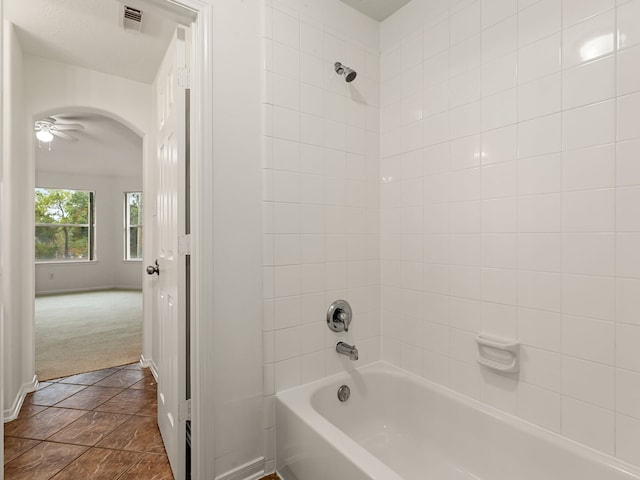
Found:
[34,117,85,144]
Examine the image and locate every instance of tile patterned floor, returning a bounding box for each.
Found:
[4,363,174,479]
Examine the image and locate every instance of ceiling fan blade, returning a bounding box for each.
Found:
[52,130,78,142]
[53,123,85,131]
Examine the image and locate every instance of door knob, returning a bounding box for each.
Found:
[146,260,160,276]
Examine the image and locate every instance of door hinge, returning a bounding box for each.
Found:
[178,234,191,255]
[179,399,191,422]
[178,66,190,89]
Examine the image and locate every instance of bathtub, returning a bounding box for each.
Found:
[276,362,640,480]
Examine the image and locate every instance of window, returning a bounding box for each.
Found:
[125,192,143,260]
[35,188,96,262]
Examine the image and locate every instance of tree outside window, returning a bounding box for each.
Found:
[125,192,143,260]
[35,188,95,262]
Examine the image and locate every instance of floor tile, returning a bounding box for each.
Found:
[4,407,87,440]
[55,386,123,410]
[27,384,86,407]
[51,447,143,480]
[130,377,157,390]
[95,388,156,415]
[3,437,40,465]
[119,453,174,479]
[123,363,143,371]
[48,411,131,446]
[17,403,47,419]
[4,441,88,480]
[58,369,120,386]
[95,415,165,453]
[93,369,145,388]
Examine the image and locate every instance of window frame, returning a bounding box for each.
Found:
[124,191,143,262]
[34,187,96,264]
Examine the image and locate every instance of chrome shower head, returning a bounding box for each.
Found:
[334,61,357,83]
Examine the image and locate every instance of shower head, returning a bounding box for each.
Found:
[334,61,357,83]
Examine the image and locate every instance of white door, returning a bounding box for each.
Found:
[153,26,189,479]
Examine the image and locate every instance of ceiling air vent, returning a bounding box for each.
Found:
[120,4,143,33]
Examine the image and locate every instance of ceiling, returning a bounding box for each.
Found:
[4,0,180,176]
[35,113,142,177]
[4,0,178,84]
[339,0,412,21]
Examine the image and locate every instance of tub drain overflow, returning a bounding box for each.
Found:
[337,385,350,402]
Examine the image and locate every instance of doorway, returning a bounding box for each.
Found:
[33,111,145,381]
[2,0,207,478]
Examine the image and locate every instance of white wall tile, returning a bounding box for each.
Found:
[562,145,615,191]
[562,356,615,408]
[450,1,481,45]
[618,92,640,141]
[562,0,615,28]
[518,153,561,195]
[616,414,640,466]
[616,233,640,278]
[618,45,640,96]
[518,233,562,272]
[518,308,561,350]
[518,271,562,312]
[518,33,561,85]
[518,194,561,232]
[616,278,640,325]
[481,88,517,131]
[562,10,615,68]
[518,0,561,47]
[562,397,615,454]
[518,382,562,432]
[617,323,640,372]
[518,114,561,158]
[482,125,518,164]
[518,74,561,121]
[482,52,517,96]
[482,16,517,63]
[562,100,615,151]
[563,234,615,276]
[482,0,517,28]
[617,0,640,51]
[563,189,615,232]
[617,369,640,419]
[377,0,640,465]
[562,314,615,364]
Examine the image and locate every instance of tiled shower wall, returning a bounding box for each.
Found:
[380,0,640,465]
[261,0,381,470]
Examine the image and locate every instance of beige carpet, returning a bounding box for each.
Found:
[35,289,143,380]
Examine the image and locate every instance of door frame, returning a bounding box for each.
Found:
[0,0,216,477]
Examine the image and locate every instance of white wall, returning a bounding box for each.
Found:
[262,0,381,472]
[24,56,151,135]
[210,0,264,477]
[380,0,640,466]
[2,21,34,418]
[34,171,143,294]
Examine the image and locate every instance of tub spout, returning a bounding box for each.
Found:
[336,341,358,361]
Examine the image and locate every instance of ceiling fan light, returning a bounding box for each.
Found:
[36,129,54,142]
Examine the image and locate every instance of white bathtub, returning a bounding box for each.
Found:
[276,362,640,480]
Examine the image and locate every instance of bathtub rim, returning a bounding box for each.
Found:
[276,361,640,480]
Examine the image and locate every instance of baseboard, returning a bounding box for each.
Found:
[140,355,159,382]
[4,375,38,422]
[36,286,142,296]
[214,457,265,480]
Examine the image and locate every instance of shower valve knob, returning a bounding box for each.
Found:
[327,299,353,332]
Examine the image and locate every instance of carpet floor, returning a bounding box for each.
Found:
[35,290,142,381]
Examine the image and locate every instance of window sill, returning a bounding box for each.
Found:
[35,260,98,266]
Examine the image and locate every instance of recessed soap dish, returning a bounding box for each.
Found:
[476,334,519,374]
